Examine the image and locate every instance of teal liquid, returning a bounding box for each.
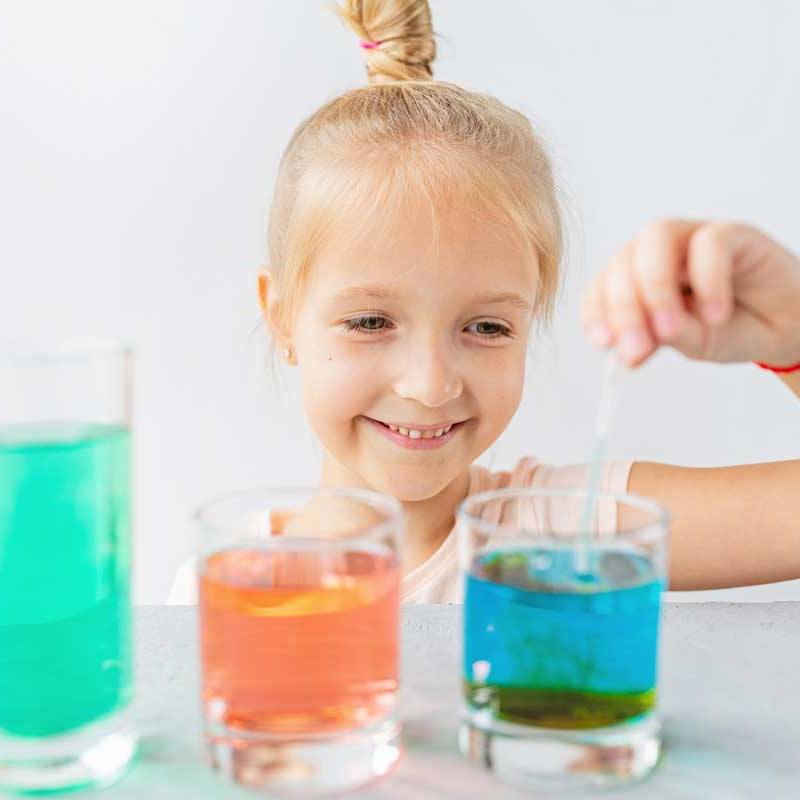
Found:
[0,423,132,737]
[464,548,662,729]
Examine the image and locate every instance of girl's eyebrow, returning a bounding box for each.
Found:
[331,286,532,311]
[331,286,399,303]
[469,291,533,311]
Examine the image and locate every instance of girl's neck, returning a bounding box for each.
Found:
[319,456,472,576]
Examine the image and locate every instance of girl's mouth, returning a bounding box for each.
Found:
[362,417,465,450]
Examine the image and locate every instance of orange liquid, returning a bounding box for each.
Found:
[200,548,399,736]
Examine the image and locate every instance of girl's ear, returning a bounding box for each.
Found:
[257,269,297,365]
[257,269,272,321]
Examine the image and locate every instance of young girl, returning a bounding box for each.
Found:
[170,0,800,604]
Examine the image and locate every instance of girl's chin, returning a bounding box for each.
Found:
[360,466,468,504]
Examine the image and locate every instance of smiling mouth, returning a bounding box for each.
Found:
[364,417,467,443]
[384,423,453,440]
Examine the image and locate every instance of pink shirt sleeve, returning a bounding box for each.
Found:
[504,457,634,537]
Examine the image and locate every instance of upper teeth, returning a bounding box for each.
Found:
[388,424,453,438]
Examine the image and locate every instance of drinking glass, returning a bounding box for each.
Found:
[195,487,403,797]
[0,339,137,794]
[458,487,669,791]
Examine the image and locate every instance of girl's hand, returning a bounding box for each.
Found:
[581,220,800,367]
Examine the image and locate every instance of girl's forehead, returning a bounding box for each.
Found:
[310,201,539,302]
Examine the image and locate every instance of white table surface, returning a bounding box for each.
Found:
[79,603,800,799]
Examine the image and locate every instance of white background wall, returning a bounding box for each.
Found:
[2,0,799,603]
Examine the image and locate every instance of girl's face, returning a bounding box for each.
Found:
[287,200,538,502]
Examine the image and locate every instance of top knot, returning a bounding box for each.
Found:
[337,0,436,83]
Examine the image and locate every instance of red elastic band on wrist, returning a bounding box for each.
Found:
[755,361,800,374]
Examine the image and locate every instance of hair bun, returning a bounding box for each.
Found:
[337,0,436,83]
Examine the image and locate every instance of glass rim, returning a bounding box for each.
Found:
[458,486,670,543]
[193,485,404,546]
[0,337,133,367]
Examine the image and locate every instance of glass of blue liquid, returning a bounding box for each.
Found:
[458,487,669,791]
[0,340,137,794]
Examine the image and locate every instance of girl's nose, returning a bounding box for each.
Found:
[393,340,463,408]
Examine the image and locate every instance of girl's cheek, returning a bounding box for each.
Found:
[473,346,525,387]
[300,341,387,423]
[472,351,526,419]
[321,340,388,386]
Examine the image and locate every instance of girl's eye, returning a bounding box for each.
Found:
[342,315,392,335]
[467,320,512,339]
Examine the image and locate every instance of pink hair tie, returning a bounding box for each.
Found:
[359,39,381,50]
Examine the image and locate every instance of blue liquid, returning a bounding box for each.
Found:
[464,547,662,729]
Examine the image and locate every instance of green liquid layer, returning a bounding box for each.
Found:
[465,681,656,729]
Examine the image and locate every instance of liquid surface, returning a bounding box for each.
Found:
[0,423,133,737]
[464,547,662,729]
[200,547,399,736]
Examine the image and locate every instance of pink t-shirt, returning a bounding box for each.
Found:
[400,458,633,604]
[167,458,633,605]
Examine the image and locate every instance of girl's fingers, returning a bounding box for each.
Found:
[581,273,613,348]
[604,244,656,366]
[632,219,698,340]
[686,223,736,325]
[584,219,746,364]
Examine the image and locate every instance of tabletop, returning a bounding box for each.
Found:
[81,603,800,800]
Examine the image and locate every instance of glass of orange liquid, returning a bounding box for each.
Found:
[195,487,403,797]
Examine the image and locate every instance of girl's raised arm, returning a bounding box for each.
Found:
[583,220,800,589]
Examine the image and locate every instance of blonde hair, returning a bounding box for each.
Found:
[267,0,562,331]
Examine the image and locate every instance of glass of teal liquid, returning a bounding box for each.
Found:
[458,487,669,791]
[0,340,137,794]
